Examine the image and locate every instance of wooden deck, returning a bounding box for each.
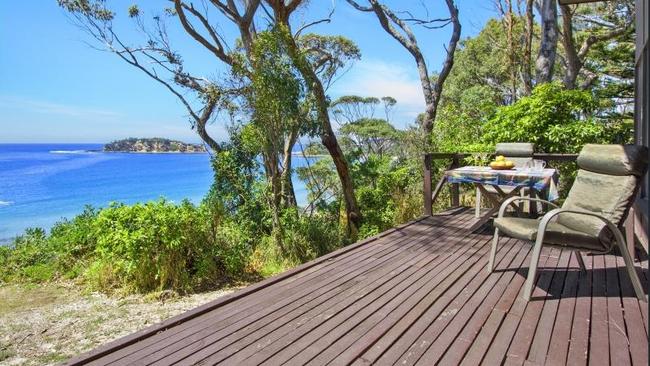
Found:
[66,208,648,365]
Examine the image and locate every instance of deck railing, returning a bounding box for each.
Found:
[422,152,579,216]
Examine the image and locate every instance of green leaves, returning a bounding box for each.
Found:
[58,0,115,21]
[481,82,628,153]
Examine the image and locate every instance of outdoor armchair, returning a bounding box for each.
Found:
[475,143,534,218]
[488,144,648,302]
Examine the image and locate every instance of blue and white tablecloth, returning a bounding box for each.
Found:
[445,166,559,201]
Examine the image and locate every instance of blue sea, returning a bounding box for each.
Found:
[0,144,311,242]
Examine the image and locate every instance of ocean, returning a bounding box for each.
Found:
[0,144,311,242]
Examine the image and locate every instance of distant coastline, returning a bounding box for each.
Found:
[103,138,207,153]
[103,150,208,154]
[290,152,328,158]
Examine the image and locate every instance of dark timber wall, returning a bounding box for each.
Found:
[635,0,649,244]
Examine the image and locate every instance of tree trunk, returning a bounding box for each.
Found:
[504,0,517,102]
[262,150,285,250]
[358,0,460,140]
[416,57,436,136]
[196,118,221,153]
[281,127,299,208]
[560,5,580,89]
[521,0,535,94]
[536,0,558,84]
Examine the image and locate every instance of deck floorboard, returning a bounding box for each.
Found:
[64,209,648,366]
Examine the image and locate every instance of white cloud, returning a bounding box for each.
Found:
[330,59,425,127]
[0,95,120,119]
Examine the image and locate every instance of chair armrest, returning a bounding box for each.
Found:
[535,208,646,302]
[497,197,560,218]
[536,208,622,248]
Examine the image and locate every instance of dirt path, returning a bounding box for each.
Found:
[0,284,236,365]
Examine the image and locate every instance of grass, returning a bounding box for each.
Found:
[0,284,69,314]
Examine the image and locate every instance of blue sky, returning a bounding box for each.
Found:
[0,1,497,143]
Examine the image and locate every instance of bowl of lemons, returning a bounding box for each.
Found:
[489,155,515,170]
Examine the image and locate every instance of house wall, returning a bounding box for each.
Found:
[634,0,649,246]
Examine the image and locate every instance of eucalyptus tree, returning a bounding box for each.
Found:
[559,0,634,90]
[241,28,303,235]
[264,0,363,237]
[331,95,399,160]
[345,0,461,142]
[494,0,535,98]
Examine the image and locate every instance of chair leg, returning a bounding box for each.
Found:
[575,251,587,273]
[613,231,647,302]
[475,188,481,218]
[488,228,499,273]
[523,237,545,301]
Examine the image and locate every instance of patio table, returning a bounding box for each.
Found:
[444,166,559,231]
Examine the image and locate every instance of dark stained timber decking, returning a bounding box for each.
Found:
[64,209,648,366]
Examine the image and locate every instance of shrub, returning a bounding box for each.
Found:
[248,209,341,276]
[0,199,260,294]
[0,228,53,283]
[480,83,633,197]
[88,199,223,293]
[481,82,632,153]
[354,156,422,238]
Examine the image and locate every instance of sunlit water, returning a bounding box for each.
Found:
[0,144,312,242]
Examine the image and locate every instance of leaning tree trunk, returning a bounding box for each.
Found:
[354,0,460,139]
[280,29,361,237]
[536,0,558,84]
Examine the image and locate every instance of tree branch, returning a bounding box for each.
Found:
[173,0,234,65]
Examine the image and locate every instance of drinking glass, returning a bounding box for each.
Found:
[532,159,546,171]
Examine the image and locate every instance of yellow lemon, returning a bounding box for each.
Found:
[490,161,506,169]
[495,155,506,161]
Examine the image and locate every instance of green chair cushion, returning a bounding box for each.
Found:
[577,144,649,177]
[558,169,637,246]
[494,217,606,251]
[496,143,534,157]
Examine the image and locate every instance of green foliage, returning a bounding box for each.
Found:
[250,27,303,136]
[250,209,341,276]
[339,118,401,158]
[88,200,217,292]
[570,1,635,118]
[0,189,346,294]
[354,156,423,238]
[0,228,53,283]
[433,18,531,152]
[0,200,255,294]
[482,83,631,153]
[298,34,361,87]
[127,4,139,18]
[209,127,263,217]
[58,0,115,21]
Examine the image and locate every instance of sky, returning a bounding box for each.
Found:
[0,1,497,143]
